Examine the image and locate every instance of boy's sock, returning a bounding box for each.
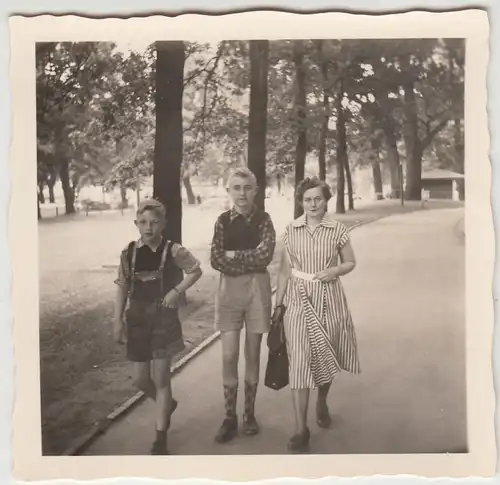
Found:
[155,429,167,444]
[223,384,238,419]
[244,380,258,417]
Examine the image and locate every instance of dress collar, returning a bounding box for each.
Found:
[291,211,338,228]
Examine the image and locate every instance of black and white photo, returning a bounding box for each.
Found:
[9,10,494,481]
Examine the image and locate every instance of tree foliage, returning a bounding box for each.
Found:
[36,37,464,219]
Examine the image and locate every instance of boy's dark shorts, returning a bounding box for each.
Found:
[125,300,185,362]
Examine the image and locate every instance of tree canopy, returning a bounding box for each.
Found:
[36,38,464,218]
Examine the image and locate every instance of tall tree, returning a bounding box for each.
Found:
[335,79,347,214]
[153,41,185,244]
[36,42,118,214]
[293,41,307,218]
[247,40,269,210]
[314,40,330,181]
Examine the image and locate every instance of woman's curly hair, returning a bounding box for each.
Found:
[295,177,332,206]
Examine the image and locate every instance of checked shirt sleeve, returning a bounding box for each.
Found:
[210,218,243,276]
[234,213,276,269]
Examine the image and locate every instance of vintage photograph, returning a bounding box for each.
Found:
[36,35,467,456]
[10,10,494,481]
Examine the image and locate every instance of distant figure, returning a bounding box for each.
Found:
[210,167,276,443]
[196,195,202,205]
[274,177,361,453]
[113,199,202,455]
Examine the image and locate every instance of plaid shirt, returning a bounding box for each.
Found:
[210,206,276,277]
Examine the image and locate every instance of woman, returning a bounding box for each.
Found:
[274,177,360,453]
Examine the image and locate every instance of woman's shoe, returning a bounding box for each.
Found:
[287,427,310,453]
[316,401,331,429]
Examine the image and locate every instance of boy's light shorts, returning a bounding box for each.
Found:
[215,272,272,334]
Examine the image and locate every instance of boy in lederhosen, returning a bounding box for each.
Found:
[114,199,202,455]
[210,168,276,443]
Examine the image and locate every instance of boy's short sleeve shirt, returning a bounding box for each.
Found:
[114,240,201,289]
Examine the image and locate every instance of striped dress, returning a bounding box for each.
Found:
[283,212,360,389]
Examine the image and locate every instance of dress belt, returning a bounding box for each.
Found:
[291,269,318,281]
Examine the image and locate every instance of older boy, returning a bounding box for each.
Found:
[210,167,276,443]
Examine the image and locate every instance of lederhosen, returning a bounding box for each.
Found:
[125,240,185,362]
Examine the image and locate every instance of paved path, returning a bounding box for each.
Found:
[84,207,466,455]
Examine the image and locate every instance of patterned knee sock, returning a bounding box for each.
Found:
[244,381,258,417]
[223,385,238,419]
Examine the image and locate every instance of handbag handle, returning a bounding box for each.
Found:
[267,304,286,350]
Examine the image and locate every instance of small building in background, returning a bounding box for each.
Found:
[421,168,464,201]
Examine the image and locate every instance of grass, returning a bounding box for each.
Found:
[38,196,463,455]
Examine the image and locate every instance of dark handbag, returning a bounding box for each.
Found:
[264,306,289,391]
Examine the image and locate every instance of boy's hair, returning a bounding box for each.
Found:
[226,167,258,189]
[296,177,332,205]
[136,199,166,219]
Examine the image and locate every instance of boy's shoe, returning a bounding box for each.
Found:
[150,437,169,455]
[241,414,260,436]
[214,416,238,443]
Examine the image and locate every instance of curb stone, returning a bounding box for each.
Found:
[63,215,380,455]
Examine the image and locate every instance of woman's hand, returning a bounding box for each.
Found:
[162,289,181,308]
[314,267,339,282]
[272,304,286,324]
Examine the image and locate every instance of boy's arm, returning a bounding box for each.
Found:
[113,251,129,328]
[114,285,128,327]
[171,244,203,293]
[210,218,245,276]
[233,214,276,268]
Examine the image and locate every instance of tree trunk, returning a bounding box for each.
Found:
[371,146,384,200]
[454,117,465,200]
[318,95,329,181]
[293,41,307,218]
[335,80,346,214]
[247,40,269,211]
[381,116,402,199]
[183,175,196,204]
[276,173,282,194]
[38,183,45,204]
[153,41,185,245]
[136,178,141,208]
[38,197,42,220]
[59,158,75,214]
[120,184,128,208]
[344,156,354,210]
[403,82,423,200]
[47,170,56,204]
[317,40,329,181]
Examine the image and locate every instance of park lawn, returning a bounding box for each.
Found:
[39,198,462,455]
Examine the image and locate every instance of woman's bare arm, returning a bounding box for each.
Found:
[275,245,291,307]
[336,240,356,276]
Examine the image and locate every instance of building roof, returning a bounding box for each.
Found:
[422,168,464,180]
